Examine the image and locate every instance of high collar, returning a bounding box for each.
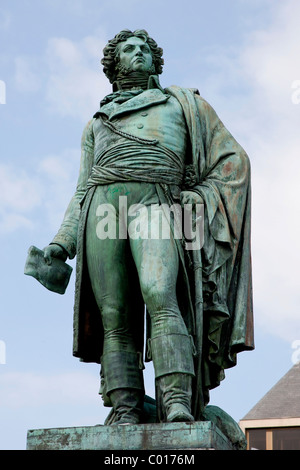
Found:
[112,74,164,93]
[99,75,165,108]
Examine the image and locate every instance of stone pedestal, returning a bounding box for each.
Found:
[27,421,237,451]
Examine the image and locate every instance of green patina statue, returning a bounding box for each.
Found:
[27,29,254,427]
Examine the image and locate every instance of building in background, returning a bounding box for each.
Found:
[239,362,300,450]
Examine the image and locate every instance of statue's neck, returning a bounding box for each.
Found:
[113,72,152,92]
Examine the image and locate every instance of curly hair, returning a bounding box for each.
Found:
[101,29,164,84]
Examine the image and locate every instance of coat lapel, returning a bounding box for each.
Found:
[100,89,169,120]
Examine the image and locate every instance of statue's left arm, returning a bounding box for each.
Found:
[47,119,95,260]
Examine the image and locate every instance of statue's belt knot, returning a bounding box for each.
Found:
[183,164,197,189]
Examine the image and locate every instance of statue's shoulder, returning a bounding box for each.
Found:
[165,85,200,96]
[80,118,96,148]
[81,118,95,138]
[84,117,96,132]
[186,87,200,96]
[165,85,210,111]
[165,86,220,127]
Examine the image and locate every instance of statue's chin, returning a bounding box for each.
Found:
[116,63,155,78]
[131,63,150,73]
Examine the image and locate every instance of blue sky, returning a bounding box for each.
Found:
[1,0,300,450]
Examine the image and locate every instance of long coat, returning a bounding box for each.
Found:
[52,85,254,418]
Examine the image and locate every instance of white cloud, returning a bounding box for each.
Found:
[37,148,81,230]
[238,0,300,341]
[241,2,300,115]
[0,370,100,408]
[0,10,11,31]
[190,1,300,343]
[12,32,111,121]
[14,57,41,93]
[0,148,81,234]
[251,139,300,341]
[0,213,33,233]
[0,165,42,212]
[45,35,111,121]
[0,368,109,449]
[38,150,79,183]
[0,164,43,234]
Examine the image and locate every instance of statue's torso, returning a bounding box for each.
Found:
[92,89,188,166]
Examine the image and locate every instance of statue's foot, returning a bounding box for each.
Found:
[111,412,140,426]
[108,387,142,426]
[112,421,133,426]
[167,403,194,423]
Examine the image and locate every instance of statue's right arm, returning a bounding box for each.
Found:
[43,119,95,263]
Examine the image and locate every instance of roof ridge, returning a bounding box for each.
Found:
[241,362,300,420]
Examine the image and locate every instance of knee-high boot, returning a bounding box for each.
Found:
[101,350,144,425]
[149,333,195,422]
[159,373,194,422]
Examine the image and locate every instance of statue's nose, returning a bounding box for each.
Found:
[136,49,143,56]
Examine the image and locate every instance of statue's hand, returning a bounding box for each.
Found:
[180,190,204,207]
[43,244,68,265]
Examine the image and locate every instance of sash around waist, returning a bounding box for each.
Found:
[86,142,184,189]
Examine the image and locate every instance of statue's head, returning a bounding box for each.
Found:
[99,370,112,407]
[101,29,164,84]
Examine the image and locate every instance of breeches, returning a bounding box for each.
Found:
[85,182,189,355]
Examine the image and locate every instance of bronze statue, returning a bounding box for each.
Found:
[29,29,254,425]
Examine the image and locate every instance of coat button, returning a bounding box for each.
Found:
[141,112,148,117]
[137,123,144,129]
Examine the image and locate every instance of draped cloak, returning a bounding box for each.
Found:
[52,85,254,419]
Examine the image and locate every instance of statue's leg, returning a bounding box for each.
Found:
[129,204,195,422]
[85,186,144,424]
[101,352,144,425]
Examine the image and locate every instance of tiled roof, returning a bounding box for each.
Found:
[242,362,300,420]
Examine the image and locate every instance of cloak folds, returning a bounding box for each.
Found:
[53,86,254,418]
[167,87,254,416]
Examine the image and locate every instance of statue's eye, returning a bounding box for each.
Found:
[123,45,134,53]
[141,46,150,54]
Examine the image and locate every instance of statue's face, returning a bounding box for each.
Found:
[118,36,153,73]
[99,378,112,407]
